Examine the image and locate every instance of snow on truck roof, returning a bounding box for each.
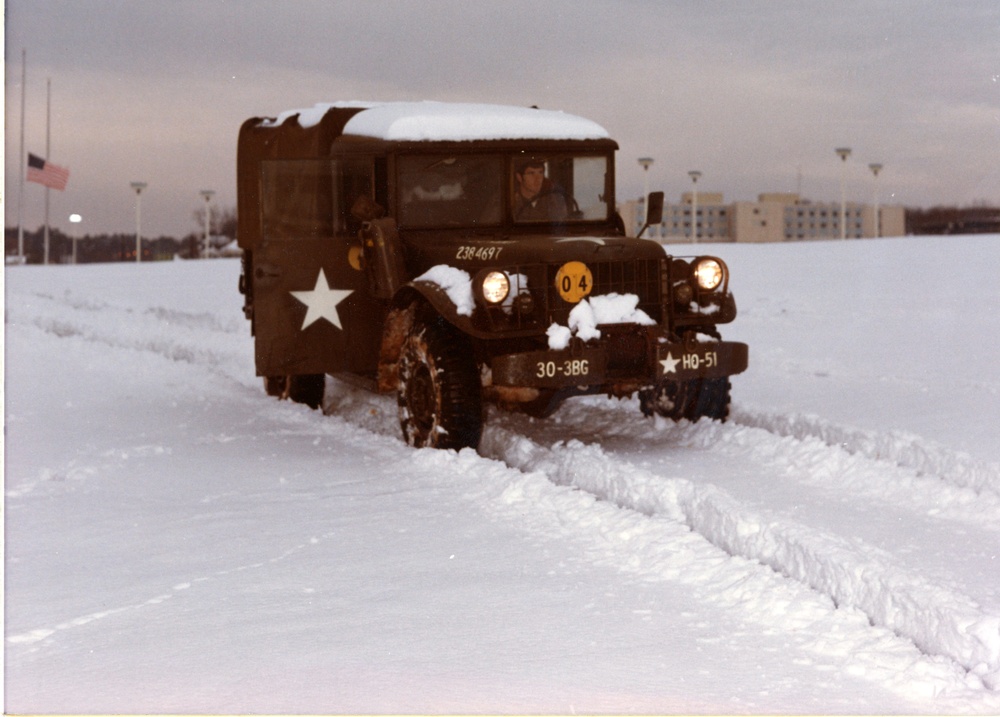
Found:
[261,101,610,142]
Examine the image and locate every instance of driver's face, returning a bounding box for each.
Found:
[517,165,545,199]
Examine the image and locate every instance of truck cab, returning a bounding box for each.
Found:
[237,101,748,449]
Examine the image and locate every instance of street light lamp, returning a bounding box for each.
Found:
[868,163,883,239]
[835,147,851,240]
[130,181,148,262]
[638,157,654,237]
[69,213,82,264]
[688,170,702,243]
[200,189,215,258]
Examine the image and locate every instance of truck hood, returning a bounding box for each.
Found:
[404,233,665,275]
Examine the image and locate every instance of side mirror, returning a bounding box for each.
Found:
[360,217,406,300]
[636,191,664,238]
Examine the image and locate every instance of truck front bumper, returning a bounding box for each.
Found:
[491,336,748,389]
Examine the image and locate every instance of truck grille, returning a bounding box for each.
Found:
[546,258,663,326]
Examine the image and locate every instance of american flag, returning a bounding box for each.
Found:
[27,152,70,191]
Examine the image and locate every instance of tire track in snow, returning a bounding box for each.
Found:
[731,405,1000,498]
[537,397,1000,531]
[477,422,1000,691]
[325,376,1000,689]
[440,439,993,705]
[10,288,253,381]
[24,289,246,334]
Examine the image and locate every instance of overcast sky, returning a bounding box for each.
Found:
[5,0,999,239]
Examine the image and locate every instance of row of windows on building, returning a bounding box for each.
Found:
[646,206,864,240]
[655,205,727,239]
[624,194,904,242]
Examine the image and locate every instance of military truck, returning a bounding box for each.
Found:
[237,101,748,450]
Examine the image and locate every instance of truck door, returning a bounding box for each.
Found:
[252,157,385,378]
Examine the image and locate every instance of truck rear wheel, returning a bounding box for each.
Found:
[264,375,287,397]
[264,374,325,409]
[288,374,325,410]
[397,318,483,450]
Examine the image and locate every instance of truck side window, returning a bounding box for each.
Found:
[261,158,375,239]
[261,159,334,239]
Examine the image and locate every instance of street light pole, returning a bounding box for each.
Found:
[200,190,215,258]
[868,163,883,239]
[835,147,851,240]
[69,213,82,264]
[638,157,654,237]
[130,181,147,262]
[688,170,702,244]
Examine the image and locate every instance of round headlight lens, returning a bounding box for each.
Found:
[481,271,510,304]
[694,259,724,291]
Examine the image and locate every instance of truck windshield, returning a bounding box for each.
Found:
[398,154,504,228]
[397,152,611,228]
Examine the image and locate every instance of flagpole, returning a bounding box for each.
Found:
[17,49,26,260]
[44,78,51,264]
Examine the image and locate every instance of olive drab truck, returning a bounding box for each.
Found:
[237,101,748,450]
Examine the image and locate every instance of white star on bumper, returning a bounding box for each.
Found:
[660,351,681,374]
[290,269,353,330]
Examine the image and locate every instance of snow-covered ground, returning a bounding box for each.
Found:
[5,234,999,714]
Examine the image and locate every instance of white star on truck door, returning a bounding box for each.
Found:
[290,269,353,330]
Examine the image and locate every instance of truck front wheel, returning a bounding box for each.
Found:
[397,318,482,450]
[687,377,731,421]
[639,377,731,422]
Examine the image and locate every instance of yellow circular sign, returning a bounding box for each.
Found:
[555,261,593,303]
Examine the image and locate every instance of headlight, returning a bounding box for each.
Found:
[694,258,724,291]
[481,271,510,304]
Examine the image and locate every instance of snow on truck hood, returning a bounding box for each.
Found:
[262,101,610,141]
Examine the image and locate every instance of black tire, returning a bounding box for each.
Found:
[287,374,325,410]
[639,380,691,421]
[397,318,482,450]
[517,389,563,418]
[639,377,731,422]
[687,377,731,422]
[264,375,287,397]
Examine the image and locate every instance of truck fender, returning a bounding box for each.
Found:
[375,284,478,393]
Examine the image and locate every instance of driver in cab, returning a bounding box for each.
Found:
[513,158,567,222]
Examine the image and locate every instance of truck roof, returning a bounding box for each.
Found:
[259,101,610,142]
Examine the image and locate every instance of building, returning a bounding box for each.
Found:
[658,192,730,242]
[623,192,905,243]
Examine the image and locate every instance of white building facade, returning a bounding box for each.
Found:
[623,192,905,242]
